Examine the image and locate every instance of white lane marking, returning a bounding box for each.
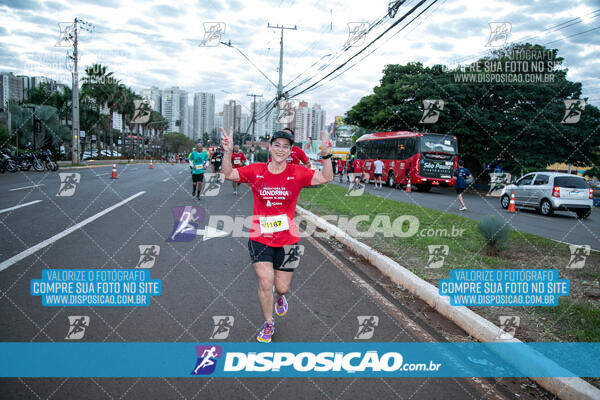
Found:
[96,173,109,177]
[8,184,45,192]
[178,171,184,174]
[162,178,170,182]
[0,200,43,215]
[0,191,146,272]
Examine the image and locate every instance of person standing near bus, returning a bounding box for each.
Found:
[453,160,472,211]
[220,127,334,343]
[231,145,247,195]
[336,158,345,183]
[373,158,384,189]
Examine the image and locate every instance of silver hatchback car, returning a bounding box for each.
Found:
[500,172,593,219]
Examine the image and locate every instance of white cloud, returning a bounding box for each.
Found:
[0,0,598,121]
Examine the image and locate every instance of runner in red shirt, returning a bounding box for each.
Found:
[221,126,333,343]
[335,158,344,183]
[230,145,247,195]
[267,128,311,167]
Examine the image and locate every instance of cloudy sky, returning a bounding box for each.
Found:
[0,0,598,123]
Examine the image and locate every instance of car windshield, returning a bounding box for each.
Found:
[554,176,588,189]
[419,135,457,154]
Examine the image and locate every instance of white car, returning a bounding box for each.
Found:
[500,172,593,219]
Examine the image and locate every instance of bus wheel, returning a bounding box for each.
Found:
[387,172,395,188]
[417,184,431,192]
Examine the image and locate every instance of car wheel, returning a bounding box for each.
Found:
[540,199,554,216]
[387,172,395,188]
[501,194,510,209]
[576,209,591,219]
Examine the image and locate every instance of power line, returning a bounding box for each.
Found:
[283,0,418,93]
[305,0,442,95]
[288,0,433,98]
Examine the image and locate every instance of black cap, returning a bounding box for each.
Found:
[270,130,294,145]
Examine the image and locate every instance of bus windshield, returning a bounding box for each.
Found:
[419,135,457,154]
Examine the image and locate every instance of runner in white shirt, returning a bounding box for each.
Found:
[373,159,384,189]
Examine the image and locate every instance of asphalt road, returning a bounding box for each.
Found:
[332,178,600,251]
[0,163,549,399]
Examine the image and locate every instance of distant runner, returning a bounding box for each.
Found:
[231,145,247,195]
[189,144,208,200]
[221,127,333,343]
[453,159,472,211]
[211,146,224,172]
[336,158,345,183]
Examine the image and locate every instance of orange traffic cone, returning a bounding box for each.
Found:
[406,177,412,193]
[111,163,118,179]
[508,191,516,213]
[149,160,153,169]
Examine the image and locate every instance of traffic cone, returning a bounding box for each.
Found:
[111,163,118,179]
[508,191,516,213]
[406,177,412,193]
[149,160,153,169]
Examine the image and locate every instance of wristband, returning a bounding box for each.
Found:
[321,154,332,159]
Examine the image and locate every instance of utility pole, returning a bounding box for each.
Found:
[267,23,296,129]
[66,17,93,164]
[71,18,80,164]
[247,93,262,163]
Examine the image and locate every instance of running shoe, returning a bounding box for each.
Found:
[192,188,196,196]
[459,206,467,211]
[275,294,288,316]
[257,322,274,343]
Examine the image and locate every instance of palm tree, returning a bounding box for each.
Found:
[82,63,122,156]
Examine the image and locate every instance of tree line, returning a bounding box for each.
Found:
[344,44,600,178]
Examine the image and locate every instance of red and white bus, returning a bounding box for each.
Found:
[353,131,458,191]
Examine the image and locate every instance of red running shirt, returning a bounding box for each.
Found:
[237,163,315,246]
[352,159,363,173]
[231,152,247,168]
[336,159,344,172]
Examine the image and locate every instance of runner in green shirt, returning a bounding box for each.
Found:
[188,144,209,199]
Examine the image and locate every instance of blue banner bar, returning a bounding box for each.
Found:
[0,342,598,378]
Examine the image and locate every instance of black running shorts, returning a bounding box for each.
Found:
[192,173,204,183]
[248,240,298,272]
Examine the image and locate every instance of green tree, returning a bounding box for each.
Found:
[345,43,600,177]
[163,132,195,154]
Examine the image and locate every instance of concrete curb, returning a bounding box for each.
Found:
[296,205,600,400]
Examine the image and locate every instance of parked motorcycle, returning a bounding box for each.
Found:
[38,148,59,171]
[1,148,19,172]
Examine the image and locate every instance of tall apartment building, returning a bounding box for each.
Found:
[214,112,223,132]
[310,104,326,140]
[292,101,311,143]
[161,87,187,134]
[252,99,277,139]
[193,92,215,141]
[0,72,24,108]
[141,86,162,113]
[223,100,243,132]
